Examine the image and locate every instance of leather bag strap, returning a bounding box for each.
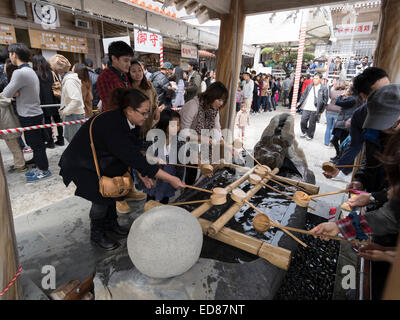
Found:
[89,112,106,179]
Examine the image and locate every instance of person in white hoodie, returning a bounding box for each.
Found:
[49,54,85,143]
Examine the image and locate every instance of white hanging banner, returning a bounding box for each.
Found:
[134,29,162,54]
[181,43,198,59]
[102,36,131,54]
[32,2,60,29]
[334,21,373,38]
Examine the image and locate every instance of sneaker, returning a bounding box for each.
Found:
[26,170,52,183]
[300,132,307,138]
[25,168,39,177]
[23,147,32,153]
[306,136,313,140]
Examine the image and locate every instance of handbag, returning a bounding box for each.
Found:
[89,112,133,198]
[51,71,61,100]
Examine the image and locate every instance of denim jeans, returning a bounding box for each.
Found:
[64,114,84,143]
[324,112,338,145]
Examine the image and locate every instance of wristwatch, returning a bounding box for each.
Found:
[369,194,376,204]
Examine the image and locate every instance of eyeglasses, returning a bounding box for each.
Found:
[134,110,150,117]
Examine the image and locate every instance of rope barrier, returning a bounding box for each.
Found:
[0,265,22,297]
[0,119,88,136]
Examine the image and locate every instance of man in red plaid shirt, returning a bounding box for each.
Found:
[97,41,133,111]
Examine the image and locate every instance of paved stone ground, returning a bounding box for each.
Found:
[1,103,349,219]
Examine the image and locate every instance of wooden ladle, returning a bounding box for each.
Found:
[176,186,228,205]
[248,174,316,211]
[293,190,349,207]
[322,161,362,174]
[253,213,368,246]
[230,188,308,248]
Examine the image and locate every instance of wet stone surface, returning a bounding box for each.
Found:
[275,213,340,300]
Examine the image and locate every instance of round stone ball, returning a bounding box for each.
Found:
[127,205,203,279]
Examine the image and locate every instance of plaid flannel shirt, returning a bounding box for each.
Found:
[335,214,372,241]
[96,67,130,111]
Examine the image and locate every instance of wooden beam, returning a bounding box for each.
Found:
[383,235,400,299]
[215,0,245,130]
[0,153,21,300]
[374,0,400,84]
[195,0,231,14]
[243,0,351,15]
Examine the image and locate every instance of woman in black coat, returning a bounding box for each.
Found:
[33,55,64,148]
[59,88,185,250]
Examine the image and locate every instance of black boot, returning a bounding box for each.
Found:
[105,222,129,238]
[45,141,55,149]
[55,137,65,146]
[90,220,120,250]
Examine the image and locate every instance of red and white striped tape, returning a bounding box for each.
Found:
[328,207,337,221]
[160,43,164,67]
[0,265,22,297]
[0,119,88,136]
[290,24,307,117]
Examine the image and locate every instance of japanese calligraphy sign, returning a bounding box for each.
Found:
[0,24,16,45]
[181,43,198,59]
[134,29,163,54]
[29,29,88,53]
[334,21,373,38]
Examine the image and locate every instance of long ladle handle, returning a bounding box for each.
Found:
[243,147,263,167]
[274,224,367,245]
[267,176,316,202]
[170,163,200,169]
[184,184,214,194]
[244,200,308,248]
[261,182,315,211]
[169,199,211,206]
[309,189,348,199]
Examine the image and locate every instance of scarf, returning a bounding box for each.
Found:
[190,99,219,136]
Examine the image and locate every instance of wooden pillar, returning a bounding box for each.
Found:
[375,0,400,300]
[374,0,400,83]
[0,152,21,300]
[215,0,245,131]
[383,236,400,299]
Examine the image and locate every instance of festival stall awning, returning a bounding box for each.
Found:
[198,50,216,58]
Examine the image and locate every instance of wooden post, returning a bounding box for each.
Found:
[374,0,400,83]
[374,1,400,299]
[383,234,400,299]
[215,0,245,130]
[0,153,21,300]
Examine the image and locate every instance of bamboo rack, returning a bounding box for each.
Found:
[143,200,291,270]
[206,168,280,236]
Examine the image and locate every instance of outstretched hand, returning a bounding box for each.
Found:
[310,222,340,241]
[137,171,155,189]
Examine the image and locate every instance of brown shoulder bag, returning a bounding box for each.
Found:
[51,71,62,100]
[89,113,133,198]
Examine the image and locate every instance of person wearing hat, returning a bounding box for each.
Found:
[347,84,400,197]
[184,59,202,103]
[49,54,85,144]
[149,62,175,109]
